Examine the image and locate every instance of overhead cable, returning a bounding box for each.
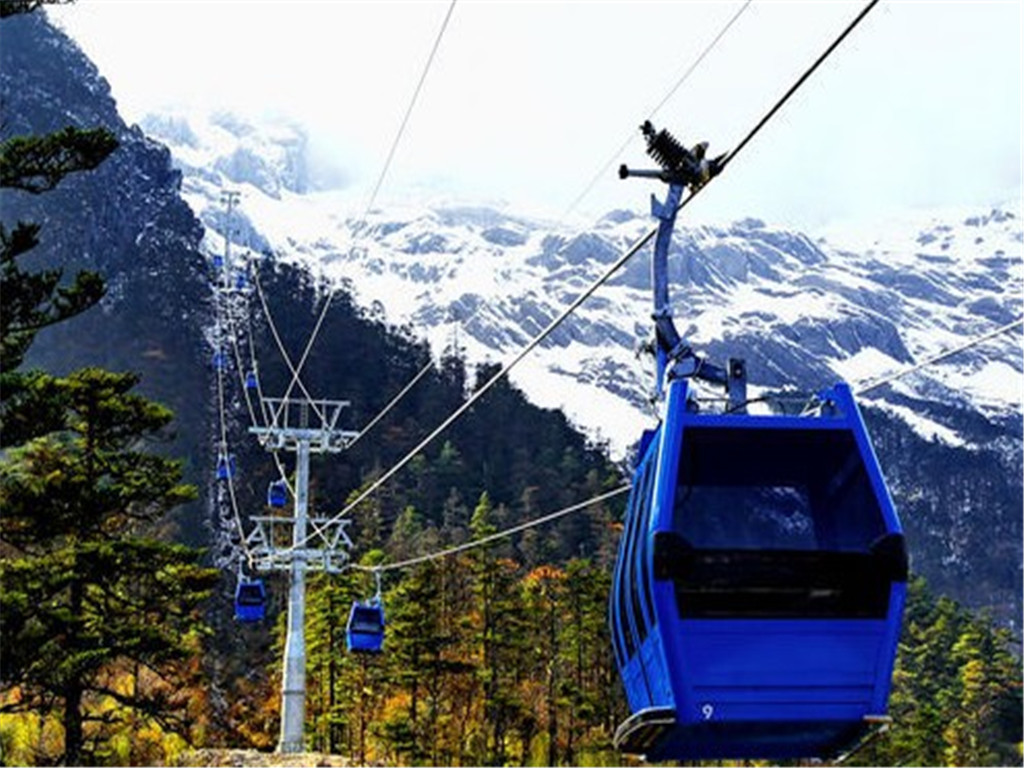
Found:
[350,485,631,573]
[251,264,327,424]
[359,0,459,229]
[717,0,880,174]
[260,0,745,452]
[284,0,883,554]
[213,325,255,569]
[230,300,297,499]
[855,317,1024,396]
[346,359,435,450]
[212,228,297,497]
[277,0,459,412]
[239,284,296,497]
[562,0,753,220]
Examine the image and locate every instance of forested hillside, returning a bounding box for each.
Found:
[198,540,1021,766]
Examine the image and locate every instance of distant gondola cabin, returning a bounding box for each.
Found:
[267,480,288,508]
[346,600,385,653]
[234,578,266,623]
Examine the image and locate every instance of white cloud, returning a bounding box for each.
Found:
[50,0,1022,228]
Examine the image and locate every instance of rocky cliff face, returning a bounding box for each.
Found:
[1,11,211,543]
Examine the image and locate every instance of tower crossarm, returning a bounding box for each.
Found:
[246,516,353,572]
[250,396,359,453]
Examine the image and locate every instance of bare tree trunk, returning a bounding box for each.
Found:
[63,568,85,766]
[63,680,84,767]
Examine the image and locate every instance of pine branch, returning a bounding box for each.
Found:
[0,0,73,18]
[0,127,118,193]
[0,222,105,373]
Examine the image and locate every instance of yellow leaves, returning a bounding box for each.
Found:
[524,564,566,586]
[0,709,44,766]
[380,690,412,723]
[0,709,66,766]
[228,676,280,751]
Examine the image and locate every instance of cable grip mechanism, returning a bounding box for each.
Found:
[618,120,726,192]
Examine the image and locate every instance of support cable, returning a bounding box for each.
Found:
[255,0,745,451]
[223,288,263,434]
[283,0,884,554]
[236,266,277,431]
[343,323,1024,570]
[222,277,297,498]
[210,198,298,498]
[275,0,458,417]
[562,0,753,219]
[245,305,273,428]
[212,193,268,438]
[353,0,753,446]
[854,317,1024,397]
[251,264,327,424]
[360,0,459,234]
[346,359,434,450]
[716,0,880,174]
[328,228,659,530]
[350,485,631,573]
[212,302,255,570]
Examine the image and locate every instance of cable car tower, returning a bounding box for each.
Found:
[248,398,358,753]
[210,190,360,754]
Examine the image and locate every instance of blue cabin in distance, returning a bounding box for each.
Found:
[267,480,288,508]
[234,578,266,623]
[216,454,236,481]
[346,600,385,653]
[610,380,907,761]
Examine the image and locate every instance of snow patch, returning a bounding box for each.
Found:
[869,399,967,447]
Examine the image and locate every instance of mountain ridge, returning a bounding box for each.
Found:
[139,107,1024,623]
[141,108,1022,456]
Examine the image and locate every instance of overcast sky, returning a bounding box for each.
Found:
[49,0,1022,231]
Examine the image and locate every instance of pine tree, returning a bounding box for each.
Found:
[0,31,218,759]
[0,369,219,765]
[304,570,361,756]
[467,492,530,765]
[430,548,477,765]
[943,615,1022,766]
[560,558,620,761]
[849,576,1023,767]
[378,560,440,764]
[521,564,567,765]
[944,658,999,766]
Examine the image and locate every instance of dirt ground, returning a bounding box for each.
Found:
[176,748,356,767]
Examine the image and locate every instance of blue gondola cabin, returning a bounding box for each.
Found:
[611,381,907,761]
[234,578,266,623]
[267,480,288,508]
[216,454,236,481]
[346,600,385,653]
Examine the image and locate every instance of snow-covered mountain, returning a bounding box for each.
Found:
[141,110,1023,460]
